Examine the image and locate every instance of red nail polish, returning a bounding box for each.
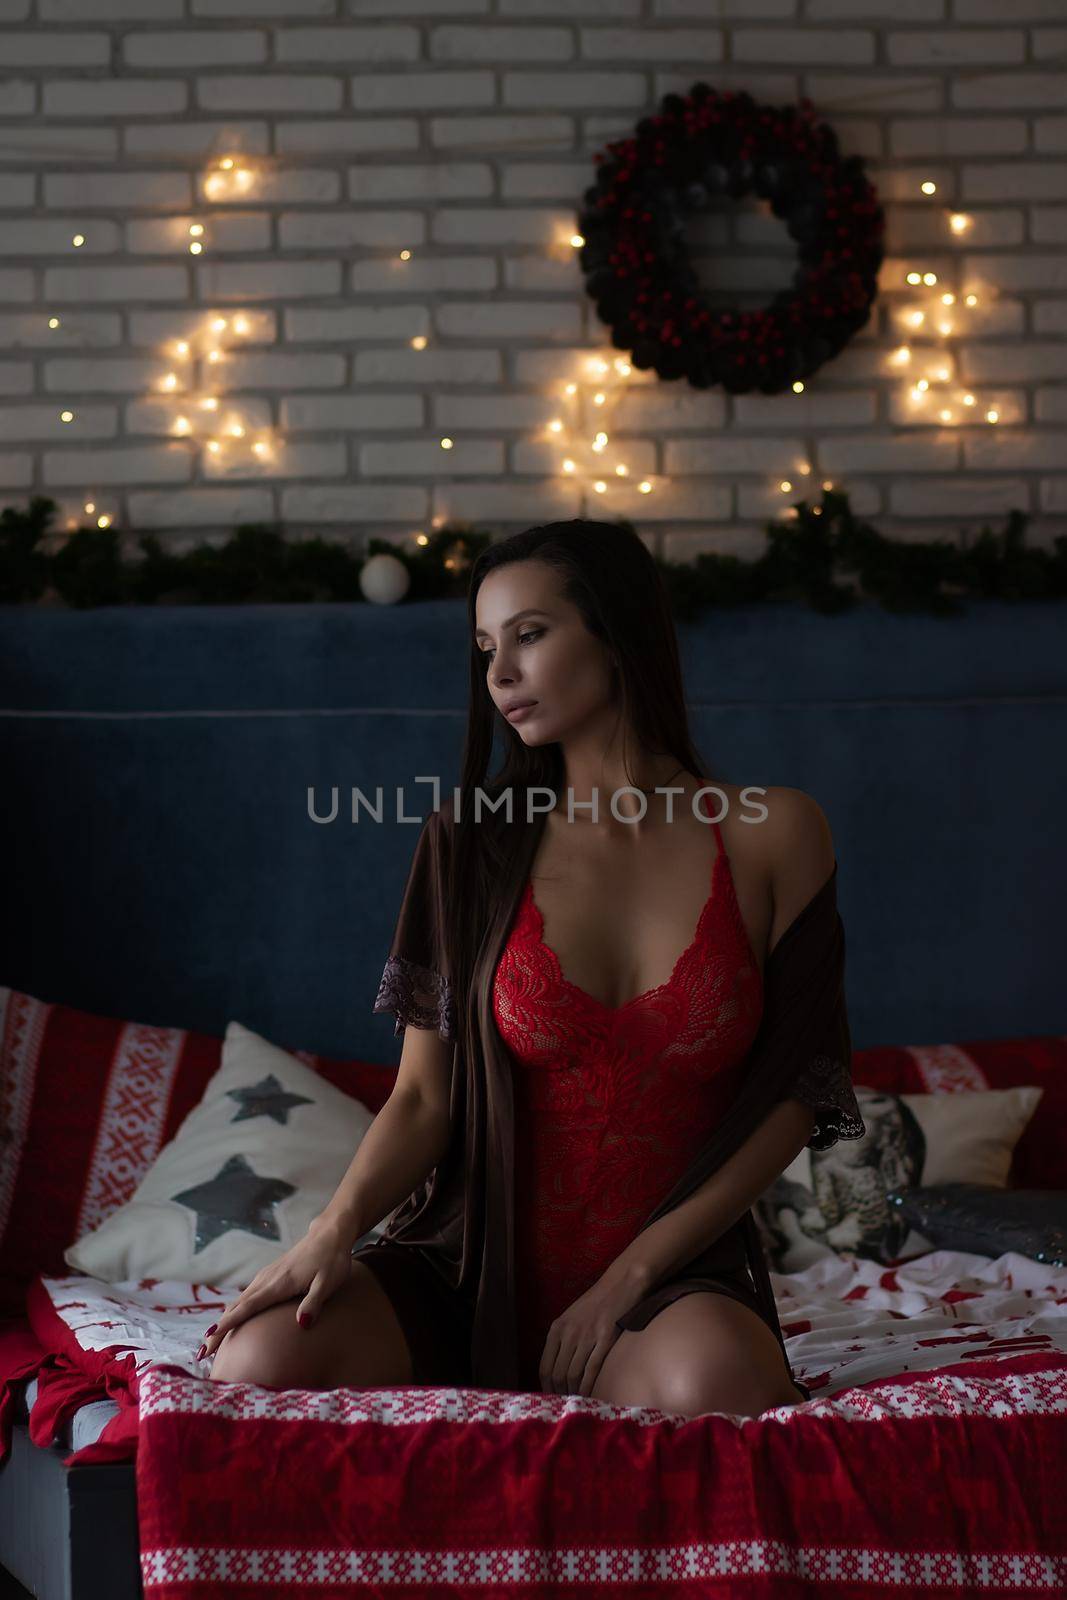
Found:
[205,1323,218,1335]
[197,1345,206,1360]
[298,1313,311,1328]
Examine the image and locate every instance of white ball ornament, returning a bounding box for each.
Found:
[359,551,411,606]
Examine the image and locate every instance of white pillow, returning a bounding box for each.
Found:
[64,1020,386,1288]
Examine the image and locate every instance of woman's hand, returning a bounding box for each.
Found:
[199,1214,356,1363]
[539,1262,650,1398]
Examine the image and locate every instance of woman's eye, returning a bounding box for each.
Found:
[481,629,542,663]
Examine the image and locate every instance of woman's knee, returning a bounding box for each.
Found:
[207,1299,311,1388]
[206,1266,417,1390]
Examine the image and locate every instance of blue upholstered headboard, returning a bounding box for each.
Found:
[2,597,1064,1060]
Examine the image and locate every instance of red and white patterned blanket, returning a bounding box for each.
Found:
[5,1249,1067,1597]
[136,1348,1067,1599]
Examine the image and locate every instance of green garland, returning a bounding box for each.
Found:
[2,491,1066,617]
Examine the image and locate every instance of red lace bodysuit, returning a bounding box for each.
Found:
[491,795,764,1390]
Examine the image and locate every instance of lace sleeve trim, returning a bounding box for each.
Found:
[789,1053,867,1152]
[373,955,456,1044]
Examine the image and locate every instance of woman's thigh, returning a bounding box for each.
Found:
[207,1260,415,1390]
[591,1290,804,1418]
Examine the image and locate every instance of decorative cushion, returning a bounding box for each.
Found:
[885,1183,1067,1269]
[63,1021,388,1288]
[850,1035,1067,1191]
[756,1082,1043,1272]
[0,986,397,1312]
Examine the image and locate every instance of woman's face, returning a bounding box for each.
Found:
[474,561,616,747]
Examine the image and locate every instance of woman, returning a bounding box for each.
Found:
[204,519,865,1417]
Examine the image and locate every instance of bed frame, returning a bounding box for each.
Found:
[2,594,1065,1600]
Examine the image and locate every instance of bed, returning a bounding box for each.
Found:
[1,595,1064,1600]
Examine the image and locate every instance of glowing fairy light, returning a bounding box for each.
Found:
[60,410,74,422]
[72,234,85,247]
[539,351,660,501]
[440,437,453,449]
[889,186,999,430]
[792,381,804,393]
[411,335,428,350]
[399,250,411,261]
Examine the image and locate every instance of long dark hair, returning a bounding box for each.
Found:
[444,518,712,1057]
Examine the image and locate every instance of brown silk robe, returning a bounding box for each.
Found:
[369,797,866,1391]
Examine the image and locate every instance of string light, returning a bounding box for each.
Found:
[531,349,662,505]
[205,155,254,201]
[55,150,1011,543]
[892,180,999,429]
[49,155,282,527]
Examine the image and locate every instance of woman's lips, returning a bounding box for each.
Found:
[504,702,538,723]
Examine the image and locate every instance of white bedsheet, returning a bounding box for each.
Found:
[21,1249,1067,1449]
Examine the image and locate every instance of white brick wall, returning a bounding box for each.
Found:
[2,0,1064,557]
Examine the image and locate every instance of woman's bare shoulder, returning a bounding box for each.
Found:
[738,786,837,942]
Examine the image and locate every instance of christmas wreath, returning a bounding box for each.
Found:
[576,83,886,395]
